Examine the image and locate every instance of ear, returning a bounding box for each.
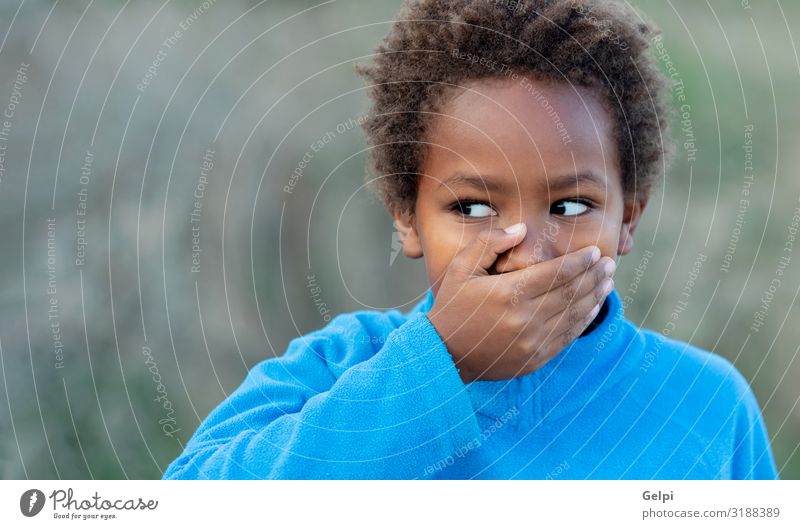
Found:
[617,197,648,256]
[392,206,423,259]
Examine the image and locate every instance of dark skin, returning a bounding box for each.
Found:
[392,75,648,383]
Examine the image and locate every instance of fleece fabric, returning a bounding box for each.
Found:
[162,287,779,479]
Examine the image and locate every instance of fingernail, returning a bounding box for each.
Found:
[601,277,614,295]
[589,303,601,320]
[504,222,525,235]
[604,259,616,276]
[590,246,601,264]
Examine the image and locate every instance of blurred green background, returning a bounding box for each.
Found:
[0,0,798,479]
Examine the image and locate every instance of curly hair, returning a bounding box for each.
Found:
[355,0,674,214]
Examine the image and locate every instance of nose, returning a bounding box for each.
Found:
[491,219,560,274]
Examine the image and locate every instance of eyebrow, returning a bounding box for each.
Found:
[439,171,606,193]
[549,171,607,191]
[439,174,508,193]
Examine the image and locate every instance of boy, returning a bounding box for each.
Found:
[163,0,778,479]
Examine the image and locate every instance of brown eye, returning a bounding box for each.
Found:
[551,199,590,217]
[451,200,497,218]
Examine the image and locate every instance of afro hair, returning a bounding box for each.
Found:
[355,0,674,214]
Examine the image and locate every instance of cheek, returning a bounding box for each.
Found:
[420,219,486,285]
[555,218,621,259]
[424,227,469,274]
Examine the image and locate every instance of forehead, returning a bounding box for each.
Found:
[423,75,619,184]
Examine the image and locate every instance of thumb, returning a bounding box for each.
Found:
[451,223,527,277]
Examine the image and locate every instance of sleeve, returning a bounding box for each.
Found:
[730,382,780,479]
[161,311,482,479]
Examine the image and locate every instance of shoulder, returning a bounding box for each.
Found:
[277,305,413,378]
[621,327,777,478]
[183,305,418,448]
[633,327,762,427]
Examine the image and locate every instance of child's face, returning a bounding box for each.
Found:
[393,75,647,296]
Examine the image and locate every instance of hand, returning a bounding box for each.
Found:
[427,223,616,383]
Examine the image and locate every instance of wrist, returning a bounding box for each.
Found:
[456,365,479,384]
[426,312,475,384]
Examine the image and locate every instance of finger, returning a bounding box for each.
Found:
[542,285,610,351]
[449,223,528,277]
[494,244,602,299]
[527,257,615,321]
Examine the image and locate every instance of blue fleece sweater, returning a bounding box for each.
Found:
[162,287,779,479]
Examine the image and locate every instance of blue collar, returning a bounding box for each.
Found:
[410,286,642,427]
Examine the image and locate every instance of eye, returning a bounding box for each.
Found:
[551,199,592,217]
[450,200,498,218]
